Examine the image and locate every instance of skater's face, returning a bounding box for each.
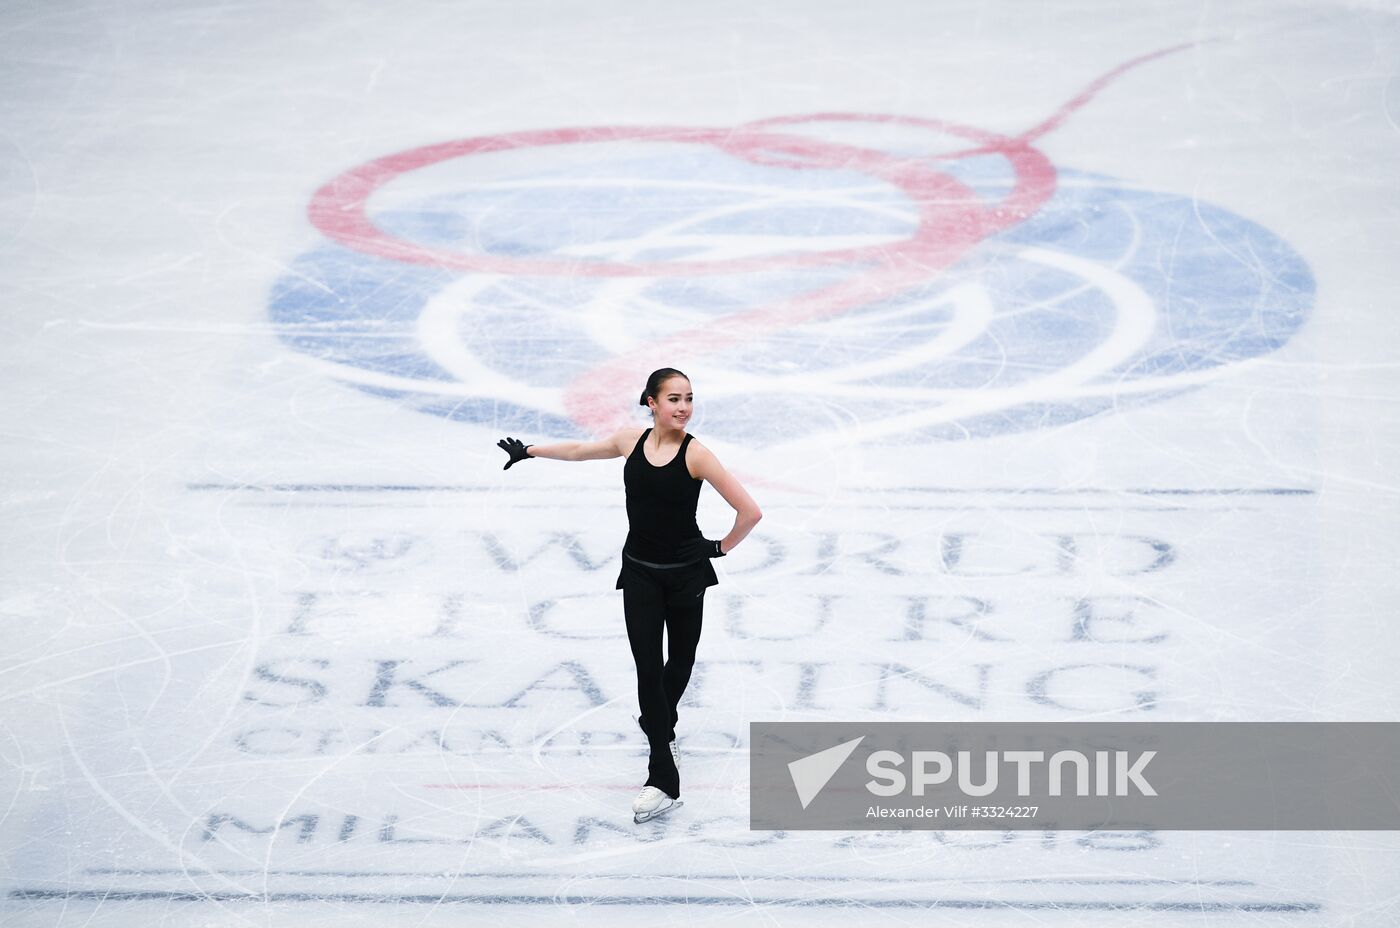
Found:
[650,377,692,428]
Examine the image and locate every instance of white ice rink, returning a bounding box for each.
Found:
[4,0,1400,924]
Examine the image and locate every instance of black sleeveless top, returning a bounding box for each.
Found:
[621,427,704,563]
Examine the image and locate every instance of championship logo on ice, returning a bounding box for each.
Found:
[270,53,1312,447]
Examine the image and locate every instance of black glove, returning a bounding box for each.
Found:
[497,437,534,470]
[675,537,725,562]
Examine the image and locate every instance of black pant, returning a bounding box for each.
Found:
[617,553,716,799]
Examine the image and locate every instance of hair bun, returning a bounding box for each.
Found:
[638,367,688,412]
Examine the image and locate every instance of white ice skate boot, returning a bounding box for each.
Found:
[632,785,682,824]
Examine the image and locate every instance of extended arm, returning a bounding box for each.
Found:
[499,430,627,466]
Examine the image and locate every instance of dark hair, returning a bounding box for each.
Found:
[638,368,690,410]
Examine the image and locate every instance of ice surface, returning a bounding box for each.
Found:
[3,0,1400,924]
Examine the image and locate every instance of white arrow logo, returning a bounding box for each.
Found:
[788,736,865,809]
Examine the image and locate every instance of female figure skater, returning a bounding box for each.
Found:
[496,368,762,823]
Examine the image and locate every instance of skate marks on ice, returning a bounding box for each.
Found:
[275,45,1311,453]
[4,481,1331,918]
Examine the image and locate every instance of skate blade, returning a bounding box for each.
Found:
[633,799,683,824]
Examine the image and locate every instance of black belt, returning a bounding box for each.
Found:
[623,550,702,569]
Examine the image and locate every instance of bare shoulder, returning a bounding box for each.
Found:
[615,427,646,457]
[683,437,760,515]
[683,434,720,479]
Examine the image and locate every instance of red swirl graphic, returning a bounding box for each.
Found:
[307,46,1194,477]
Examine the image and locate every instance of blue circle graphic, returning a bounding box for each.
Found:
[269,150,1313,444]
